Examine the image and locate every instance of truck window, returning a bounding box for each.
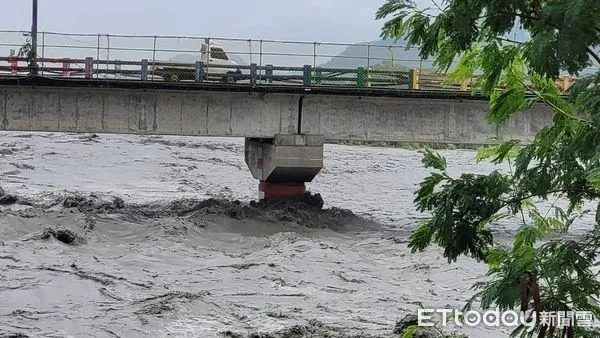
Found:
[210,48,228,60]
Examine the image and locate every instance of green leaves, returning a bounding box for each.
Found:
[487,88,526,123]
[401,325,417,338]
[420,148,447,170]
[412,148,511,262]
[485,246,510,269]
[475,139,521,164]
[376,0,600,80]
[376,0,433,55]
[513,225,542,249]
[585,166,600,189]
[414,173,445,212]
[379,0,600,336]
[408,219,435,253]
[376,0,414,41]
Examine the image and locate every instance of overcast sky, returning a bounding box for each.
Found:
[2,0,417,43]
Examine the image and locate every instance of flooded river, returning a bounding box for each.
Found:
[0,132,582,337]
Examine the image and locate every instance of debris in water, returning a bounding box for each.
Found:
[9,163,35,170]
[45,191,373,231]
[178,192,364,230]
[4,189,379,236]
[81,214,96,232]
[0,255,19,262]
[61,193,125,213]
[227,263,261,270]
[44,228,84,245]
[78,133,99,142]
[98,287,124,301]
[265,311,290,319]
[242,318,375,338]
[23,227,86,245]
[0,143,30,155]
[333,271,365,284]
[135,301,175,316]
[134,291,209,305]
[1,333,30,338]
[133,291,210,317]
[219,331,243,338]
[0,187,18,205]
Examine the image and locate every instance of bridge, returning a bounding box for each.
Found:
[0,30,559,199]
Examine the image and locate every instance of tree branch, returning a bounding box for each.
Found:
[431,0,445,13]
[587,47,600,65]
[517,75,592,124]
[495,37,525,45]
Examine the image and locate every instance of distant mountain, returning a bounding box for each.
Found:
[318,26,532,71]
[318,37,428,70]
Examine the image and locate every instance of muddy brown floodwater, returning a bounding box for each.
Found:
[0,132,592,337]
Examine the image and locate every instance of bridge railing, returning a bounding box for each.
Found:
[0,30,454,89]
[0,30,582,93]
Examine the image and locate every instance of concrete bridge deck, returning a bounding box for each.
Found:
[0,75,552,146]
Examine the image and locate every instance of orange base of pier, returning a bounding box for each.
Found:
[258,181,306,199]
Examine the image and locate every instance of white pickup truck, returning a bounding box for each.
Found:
[153,43,242,83]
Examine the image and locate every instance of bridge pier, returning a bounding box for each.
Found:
[244,134,324,199]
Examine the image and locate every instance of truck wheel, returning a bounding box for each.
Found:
[163,73,179,82]
[222,74,236,83]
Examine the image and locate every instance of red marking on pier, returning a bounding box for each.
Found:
[258,181,306,198]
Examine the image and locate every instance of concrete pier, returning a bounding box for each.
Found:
[244,134,324,199]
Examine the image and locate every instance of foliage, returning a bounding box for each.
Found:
[377,0,600,337]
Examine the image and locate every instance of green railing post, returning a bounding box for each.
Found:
[303,65,312,86]
[195,61,205,83]
[315,67,322,85]
[357,67,367,87]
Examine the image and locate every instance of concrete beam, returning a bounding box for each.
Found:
[0,85,554,145]
[299,94,553,144]
[0,86,300,138]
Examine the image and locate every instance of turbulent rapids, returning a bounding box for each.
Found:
[0,131,567,337]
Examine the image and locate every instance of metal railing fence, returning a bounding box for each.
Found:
[0,30,583,93]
